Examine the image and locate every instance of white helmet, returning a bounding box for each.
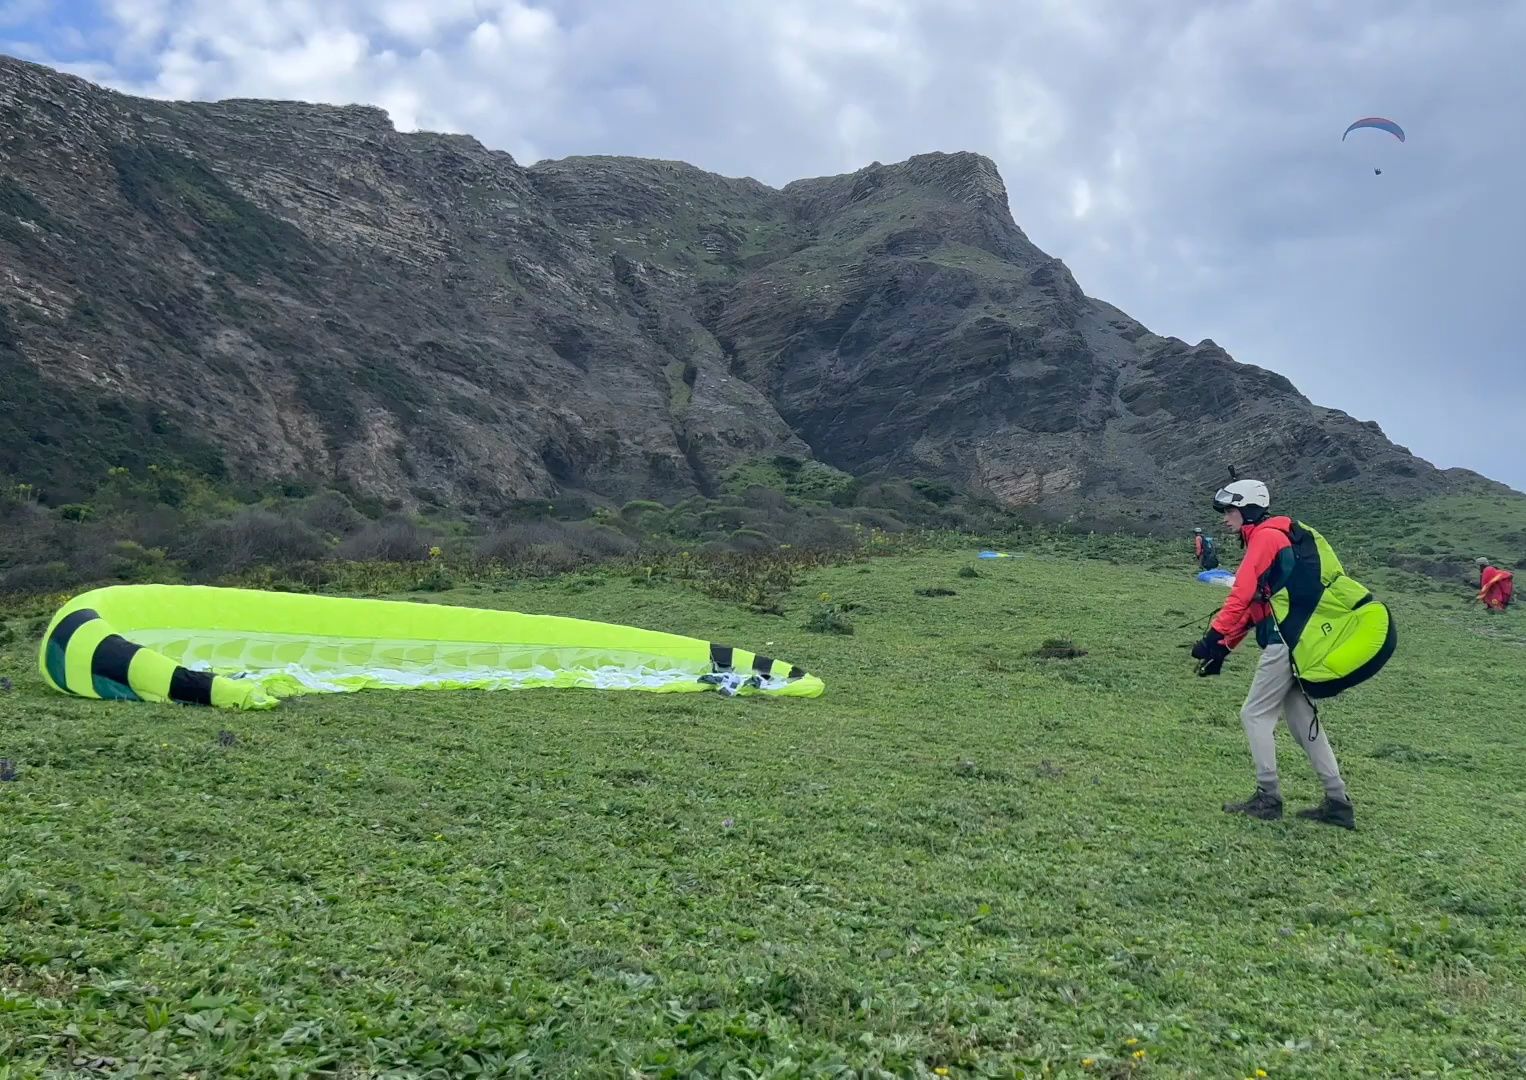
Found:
[1213,479,1270,513]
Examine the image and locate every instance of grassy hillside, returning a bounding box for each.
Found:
[2,538,1523,1077]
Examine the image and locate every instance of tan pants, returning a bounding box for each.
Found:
[1241,645,1348,800]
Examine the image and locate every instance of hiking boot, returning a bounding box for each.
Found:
[1223,787,1283,820]
[1296,796,1355,830]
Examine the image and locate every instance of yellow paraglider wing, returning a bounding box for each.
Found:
[38,584,824,709]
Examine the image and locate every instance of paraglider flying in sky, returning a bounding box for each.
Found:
[1342,116,1404,175]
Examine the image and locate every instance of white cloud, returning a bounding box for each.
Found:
[0,0,51,28]
[467,20,500,54]
[1069,178,1091,220]
[263,29,370,92]
[834,102,880,169]
[500,1,555,46]
[378,0,479,45]
[103,0,171,52]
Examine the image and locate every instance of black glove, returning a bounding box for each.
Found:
[1190,631,1230,674]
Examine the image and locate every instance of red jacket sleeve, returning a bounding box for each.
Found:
[1210,527,1289,648]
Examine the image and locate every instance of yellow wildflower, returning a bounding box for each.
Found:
[1257,1073,1268,1078]
[428,546,443,559]
[1125,1038,1139,1047]
[934,1070,949,1077]
[1081,1061,1095,1070]
[1133,1049,1146,1060]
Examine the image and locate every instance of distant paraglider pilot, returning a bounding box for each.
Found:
[1193,527,1220,571]
[1476,557,1514,612]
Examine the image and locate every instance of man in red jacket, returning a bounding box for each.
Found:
[1189,479,1355,829]
[1477,557,1514,611]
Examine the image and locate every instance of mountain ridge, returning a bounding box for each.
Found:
[1,54,1516,528]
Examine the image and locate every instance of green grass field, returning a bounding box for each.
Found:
[2,540,1524,1078]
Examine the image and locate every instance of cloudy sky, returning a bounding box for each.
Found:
[7,0,1523,489]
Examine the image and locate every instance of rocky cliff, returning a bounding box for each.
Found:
[0,55,1506,522]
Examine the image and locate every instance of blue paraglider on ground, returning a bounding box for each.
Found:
[1197,568,1235,587]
